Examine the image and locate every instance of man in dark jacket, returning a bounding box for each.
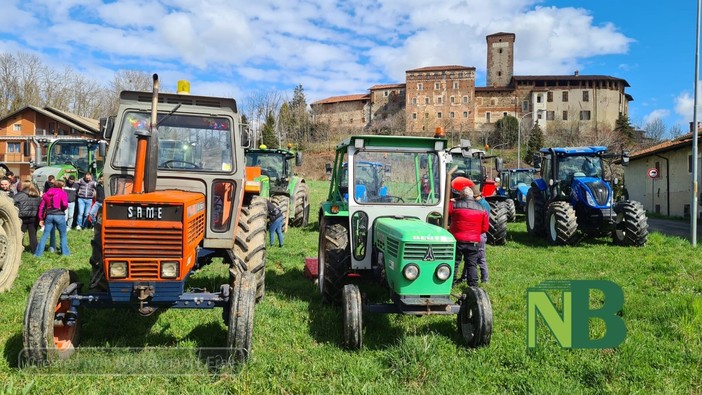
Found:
[75,173,97,230]
[266,200,284,247]
[448,185,489,287]
[13,180,41,253]
[88,174,104,224]
[63,175,78,229]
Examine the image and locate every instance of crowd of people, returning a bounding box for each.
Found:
[2,171,104,256]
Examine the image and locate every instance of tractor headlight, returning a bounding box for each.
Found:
[435,264,451,281]
[585,191,596,206]
[161,261,179,279]
[109,261,128,279]
[403,264,420,281]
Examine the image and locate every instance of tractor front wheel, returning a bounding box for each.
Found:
[23,269,81,365]
[526,187,546,236]
[234,196,267,302]
[547,201,578,245]
[318,219,350,304]
[458,286,493,348]
[487,201,508,245]
[613,201,648,246]
[291,183,310,227]
[0,193,23,293]
[227,271,256,363]
[505,199,516,222]
[342,284,363,350]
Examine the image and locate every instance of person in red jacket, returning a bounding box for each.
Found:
[449,185,489,287]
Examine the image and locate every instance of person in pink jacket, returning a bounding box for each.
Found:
[35,180,70,257]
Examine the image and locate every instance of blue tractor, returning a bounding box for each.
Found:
[497,168,538,221]
[525,146,648,246]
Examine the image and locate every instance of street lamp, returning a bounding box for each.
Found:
[517,109,544,168]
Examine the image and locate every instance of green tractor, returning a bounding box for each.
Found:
[318,135,493,349]
[32,138,105,188]
[245,145,309,231]
[448,142,509,244]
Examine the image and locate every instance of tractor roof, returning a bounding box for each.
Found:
[337,135,447,151]
[540,146,608,155]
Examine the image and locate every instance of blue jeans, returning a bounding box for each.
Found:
[269,216,284,247]
[77,197,93,227]
[89,201,102,224]
[35,214,70,257]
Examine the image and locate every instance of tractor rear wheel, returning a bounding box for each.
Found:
[0,194,23,293]
[23,269,81,365]
[271,194,290,233]
[487,201,508,245]
[234,196,267,302]
[526,187,546,236]
[613,201,648,246]
[547,201,578,245]
[291,182,310,228]
[318,219,350,304]
[227,271,256,363]
[505,199,516,222]
[342,284,363,350]
[458,286,492,348]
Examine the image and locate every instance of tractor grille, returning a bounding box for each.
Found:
[128,261,160,279]
[403,243,454,261]
[104,227,183,258]
[585,181,609,206]
[386,238,400,258]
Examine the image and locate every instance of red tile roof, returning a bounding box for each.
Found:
[369,83,406,90]
[630,133,699,159]
[406,65,475,73]
[311,94,370,105]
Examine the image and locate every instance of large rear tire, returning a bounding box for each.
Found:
[457,286,492,348]
[318,219,350,304]
[271,194,290,233]
[342,284,363,350]
[526,187,546,236]
[291,182,310,228]
[227,271,256,363]
[0,194,23,293]
[234,196,267,302]
[487,201,508,245]
[23,269,81,365]
[613,200,648,246]
[547,201,578,245]
[505,199,516,222]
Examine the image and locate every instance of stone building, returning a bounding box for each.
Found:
[311,32,632,142]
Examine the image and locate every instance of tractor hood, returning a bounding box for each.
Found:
[374,217,454,243]
[571,177,612,208]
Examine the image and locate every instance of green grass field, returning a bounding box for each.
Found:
[1,180,701,394]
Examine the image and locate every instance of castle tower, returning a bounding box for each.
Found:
[486,32,515,88]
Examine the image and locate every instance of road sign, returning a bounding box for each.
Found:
[647,168,659,179]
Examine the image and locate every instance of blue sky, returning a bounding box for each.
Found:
[0,0,698,135]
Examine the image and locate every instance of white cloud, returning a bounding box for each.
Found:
[643,109,670,125]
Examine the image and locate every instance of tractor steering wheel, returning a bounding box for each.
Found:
[161,160,200,169]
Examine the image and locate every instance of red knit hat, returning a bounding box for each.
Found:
[451,176,475,192]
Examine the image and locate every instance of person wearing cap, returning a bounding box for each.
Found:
[470,184,491,283]
[448,183,489,287]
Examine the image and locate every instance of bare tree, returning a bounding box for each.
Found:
[643,118,666,143]
[242,90,284,146]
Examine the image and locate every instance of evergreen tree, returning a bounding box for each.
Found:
[615,114,635,141]
[495,115,519,147]
[525,122,544,165]
[261,111,278,148]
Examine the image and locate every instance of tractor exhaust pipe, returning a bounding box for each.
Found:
[443,165,458,229]
[133,74,160,194]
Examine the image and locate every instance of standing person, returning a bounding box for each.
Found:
[13,181,41,253]
[448,185,489,287]
[75,173,97,230]
[63,175,78,230]
[35,180,70,257]
[266,200,284,247]
[88,175,104,224]
[43,175,56,194]
[0,177,14,197]
[471,184,491,283]
[6,171,20,194]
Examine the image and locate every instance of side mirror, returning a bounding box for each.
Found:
[100,116,115,140]
[295,151,303,166]
[533,155,542,170]
[325,163,332,174]
[494,157,503,172]
[240,126,251,148]
[99,141,107,157]
[621,153,630,167]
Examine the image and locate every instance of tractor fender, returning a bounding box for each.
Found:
[532,178,548,191]
[320,202,349,219]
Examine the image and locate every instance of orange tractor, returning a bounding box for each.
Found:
[22,75,267,365]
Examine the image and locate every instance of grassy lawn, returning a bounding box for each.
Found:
[1,179,701,394]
